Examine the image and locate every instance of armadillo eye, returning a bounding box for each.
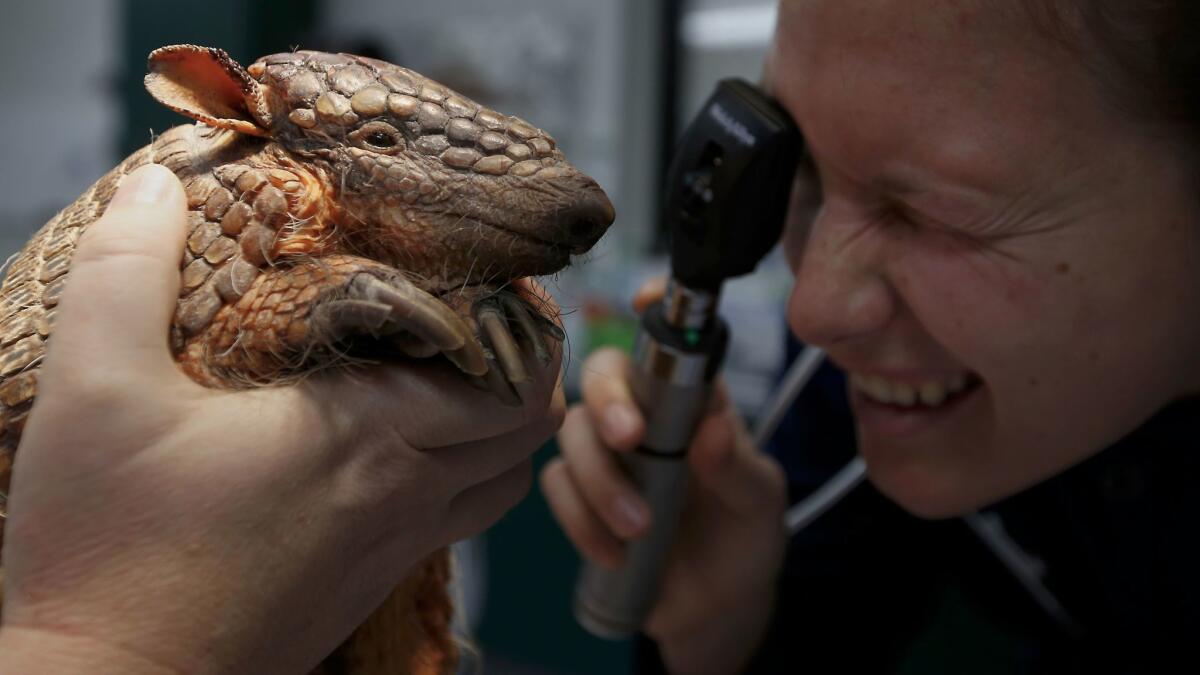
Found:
[366,131,396,148]
[350,121,405,154]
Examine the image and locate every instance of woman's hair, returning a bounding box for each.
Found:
[1029,1,1200,131]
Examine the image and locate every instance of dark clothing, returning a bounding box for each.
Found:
[638,344,1199,674]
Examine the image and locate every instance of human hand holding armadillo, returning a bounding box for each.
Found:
[0,164,563,674]
[0,45,612,674]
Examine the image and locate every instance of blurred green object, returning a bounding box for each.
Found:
[583,311,639,356]
[478,440,633,674]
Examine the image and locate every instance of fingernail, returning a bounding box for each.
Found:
[603,403,639,442]
[110,164,174,208]
[612,494,648,535]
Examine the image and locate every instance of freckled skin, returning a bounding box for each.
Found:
[771,0,1200,516]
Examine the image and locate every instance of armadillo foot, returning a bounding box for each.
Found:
[311,274,561,404]
[313,273,488,376]
[452,288,563,406]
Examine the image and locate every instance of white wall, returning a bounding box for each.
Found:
[0,0,121,259]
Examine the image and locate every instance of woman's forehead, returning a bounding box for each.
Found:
[768,0,1110,193]
[771,0,1070,96]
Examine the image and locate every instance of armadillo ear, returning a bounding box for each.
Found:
[145,44,273,137]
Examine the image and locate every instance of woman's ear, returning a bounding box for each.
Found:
[144,44,273,137]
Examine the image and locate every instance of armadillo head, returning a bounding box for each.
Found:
[144,45,614,291]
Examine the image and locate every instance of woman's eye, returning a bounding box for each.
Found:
[366,131,396,148]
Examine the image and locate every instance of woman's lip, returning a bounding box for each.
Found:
[849,378,981,439]
[842,365,972,385]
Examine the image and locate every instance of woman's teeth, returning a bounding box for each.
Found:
[850,372,970,408]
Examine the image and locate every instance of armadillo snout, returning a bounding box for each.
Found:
[561,190,615,253]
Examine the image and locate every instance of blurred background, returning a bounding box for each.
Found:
[0,1,790,672]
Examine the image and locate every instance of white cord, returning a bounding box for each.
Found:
[752,345,826,448]
[785,457,867,534]
[963,512,1082,635]
[749,346,869,535]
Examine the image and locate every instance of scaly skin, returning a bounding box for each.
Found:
[0,45,614,675]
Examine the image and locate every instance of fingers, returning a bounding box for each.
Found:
[687,407,787,519]
[579,348,645,452]
[304,344,561,449]
[44,164,188,385]
[544,347,650,558]
[511,277,562,321]
[556,405,651,539]
[632,276,668,313]
[540,457,625,568]
[443,458,533,544]
[430,385,565,488]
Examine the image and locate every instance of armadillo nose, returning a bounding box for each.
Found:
[565,190,615,252]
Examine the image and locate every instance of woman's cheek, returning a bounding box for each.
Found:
[891,238,1049,370]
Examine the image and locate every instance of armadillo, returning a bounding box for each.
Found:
[0,45,613,674]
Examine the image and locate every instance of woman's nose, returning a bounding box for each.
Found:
[784,206,896,347]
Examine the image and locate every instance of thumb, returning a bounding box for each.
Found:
[45,163,188,382]
[631,276,667,314]
[687,403,785,518]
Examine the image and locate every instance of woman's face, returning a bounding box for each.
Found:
[769,0,1200,517]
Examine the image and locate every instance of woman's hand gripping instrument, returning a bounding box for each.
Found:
[573,79,802,639]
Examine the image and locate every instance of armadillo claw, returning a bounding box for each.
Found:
[391,333,441,358]
[310,299,393,337]
[537,316,566,343]
[481,358,522,407]
[312,273,488,376]
[351,275,467,352]
[469,289,568,405]
[501,295,552,366]
[441,343,490,377]
[479,306,530,385]
[354,274,488,376]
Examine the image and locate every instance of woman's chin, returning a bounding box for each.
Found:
[856,426,1003,519]
[859,453,980,519]
[850,383,1000,518]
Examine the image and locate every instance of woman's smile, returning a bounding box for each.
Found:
[847,369,983,439]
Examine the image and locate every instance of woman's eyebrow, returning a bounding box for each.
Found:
[872,159,999,199]
[871,167,998,219]
[872,173,924,196]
